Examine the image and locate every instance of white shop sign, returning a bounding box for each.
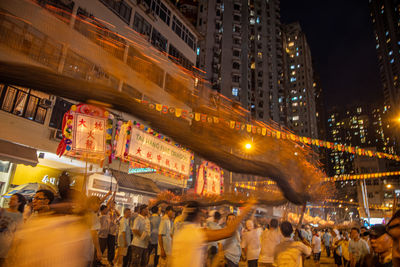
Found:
[73,114,106,153]
[127,127,191,177]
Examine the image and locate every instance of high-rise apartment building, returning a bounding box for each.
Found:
[282,22,318,139]
[370,0,400,109]
[327,105,394,176]
[196,0,285,124]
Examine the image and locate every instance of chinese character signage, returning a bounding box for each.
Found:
[116,122,192,179]
[195,161,223,195]
[57,104,113,162]
[73,114,106,153]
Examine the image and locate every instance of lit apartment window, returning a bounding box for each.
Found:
[288,42,294,47]
[232,87,239,96]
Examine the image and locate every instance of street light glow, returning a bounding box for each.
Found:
[245,143,252,150]
[387,184,392,189]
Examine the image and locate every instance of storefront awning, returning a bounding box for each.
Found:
[112,170,161,196]
[0,139,38,166]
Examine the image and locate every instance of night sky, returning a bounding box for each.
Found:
[280,0,383,110]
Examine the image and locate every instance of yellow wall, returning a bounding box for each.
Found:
[12,165,84,191]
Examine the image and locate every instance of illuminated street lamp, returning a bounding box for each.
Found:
[245,143,252,150]
[387,184,392,189]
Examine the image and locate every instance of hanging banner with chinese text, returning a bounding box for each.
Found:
[115,122,192,179]
[195,161,223,195]
[57,104,113,163]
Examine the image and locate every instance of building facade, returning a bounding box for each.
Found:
[196,0,285,124]
[327,105,394,176]
[370,0,400,109]
[282,22,318,139]
[0,0,202,202]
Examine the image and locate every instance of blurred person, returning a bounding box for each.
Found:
[305,225,312,243]
[131,204,150,267]
[241,219,261,267]
[386,210,400,266]
[87,195,104,266]
[32,189,54,215]
[274,221,311,267]
[7,190,93,267]
[158,206,175,267]
[349,227,370,267]
[108,201,120,266]
[207,211,222,265]
[340,231,350,267]
[360,227,368,241]
[118,208,132,267]
[312,229,322,267]
[222,213,241,267]
[361,224,392,267]
[149,206,161,267]
[172,209,184,236]
[0,193,26,265]
[259,218,282,267]
[331,229,343,267]
[99,205,110,259]
[170,201,254,267]
[322,229,332,257]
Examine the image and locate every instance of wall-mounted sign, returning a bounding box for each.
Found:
[195,161,223,195]
[128,162,157,174]
[117,123,191,179]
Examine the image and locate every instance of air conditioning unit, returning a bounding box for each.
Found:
[50,129,63,141]
[39,98,53,108]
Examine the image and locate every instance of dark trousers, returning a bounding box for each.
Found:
[148,243,159,267]
[325,245,331,257]
[107,234,116,263]
[130,245,148,267]
[225,258,239,267]
[99,237,108,254]
[99,235,116,263]
[248,259,258,267]
[123,245,133,267]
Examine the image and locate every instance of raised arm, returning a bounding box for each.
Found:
[203,201,254,242]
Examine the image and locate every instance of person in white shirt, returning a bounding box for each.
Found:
[349,227,370,267]
[311,229,322,267]
[116,208,131,267]
[241,219,262,267]
[274,221,312,267]
[259,218,282,267]
[170,201,254,267]
[131,204,150,267]
[158,206,174,266]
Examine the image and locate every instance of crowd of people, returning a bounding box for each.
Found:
[1,185,400,267]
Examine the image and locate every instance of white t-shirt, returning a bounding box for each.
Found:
[311,235,321,253]
[171,223,205,267]
[158,215,172,256]
[259,228,282,263]
[241,228,262,260]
